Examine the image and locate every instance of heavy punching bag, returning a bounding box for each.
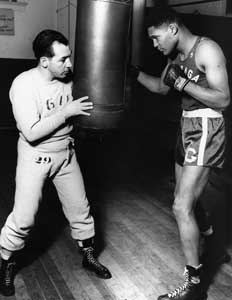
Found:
[72,0,132,130]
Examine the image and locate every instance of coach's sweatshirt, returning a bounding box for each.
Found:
[10,67,74,152]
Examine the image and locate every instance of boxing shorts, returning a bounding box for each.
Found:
[175,108,225,168]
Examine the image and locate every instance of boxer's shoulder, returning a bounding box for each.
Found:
[196,37,223,57]
[195,37,225,67]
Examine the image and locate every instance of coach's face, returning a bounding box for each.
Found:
[47,41,72,79]
[148,23,178,56]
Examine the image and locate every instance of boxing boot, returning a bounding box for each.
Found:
[158,265,207,300]
[81,238,112,279]
[0,258,16,296]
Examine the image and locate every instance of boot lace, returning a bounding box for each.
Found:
[4,262,15,286]
[84,247,104,270]
[167,268,191,298]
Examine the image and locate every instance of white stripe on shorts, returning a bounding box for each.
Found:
[197,116,208,166]
[182,108,222,118]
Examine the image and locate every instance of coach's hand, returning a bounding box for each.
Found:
[163,64,190,92]
[63,96,93,119]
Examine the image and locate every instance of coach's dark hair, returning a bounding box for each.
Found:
[146,5,183,29]
[32,29,69,60]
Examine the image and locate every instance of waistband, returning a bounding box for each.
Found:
[182,108,223,118]
[18,136,75,153]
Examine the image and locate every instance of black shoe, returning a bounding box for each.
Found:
[0,258,16,296]
[158,265,207,300]
[82,247,112,279]
[200,251,231,267]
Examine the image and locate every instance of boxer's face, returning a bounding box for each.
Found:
[46,41,72,79]
[148,23,177,55]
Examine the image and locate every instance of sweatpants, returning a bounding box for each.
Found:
[0,137,95,251]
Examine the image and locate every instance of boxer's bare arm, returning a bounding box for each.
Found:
[183,39,230,109]
[137,63,171,95]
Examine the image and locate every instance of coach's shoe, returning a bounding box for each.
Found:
[81,238,112,279]
[157,265,206,300]
[0,258,16,296]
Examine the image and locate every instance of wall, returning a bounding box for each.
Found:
[147,0,229,16]
[168,0,227,16]
[0,0,57,128]
[0,0,57,59]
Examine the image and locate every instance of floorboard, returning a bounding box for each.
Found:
[0,127,231,300]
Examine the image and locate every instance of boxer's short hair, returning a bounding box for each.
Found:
[146,5,183,29]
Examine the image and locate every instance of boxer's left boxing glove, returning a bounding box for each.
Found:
[163,64,190,92]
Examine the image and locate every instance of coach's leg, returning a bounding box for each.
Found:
[0,143,48,296]
[53,150,111,279]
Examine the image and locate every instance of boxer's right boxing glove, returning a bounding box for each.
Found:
[163,64,190,92]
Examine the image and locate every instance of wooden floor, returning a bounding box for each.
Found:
[0,124,231,300]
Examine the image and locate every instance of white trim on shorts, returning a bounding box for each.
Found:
[182,108,223,118]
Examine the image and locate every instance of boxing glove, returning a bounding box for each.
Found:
[163,64,190,92]
[129,65,141,81]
